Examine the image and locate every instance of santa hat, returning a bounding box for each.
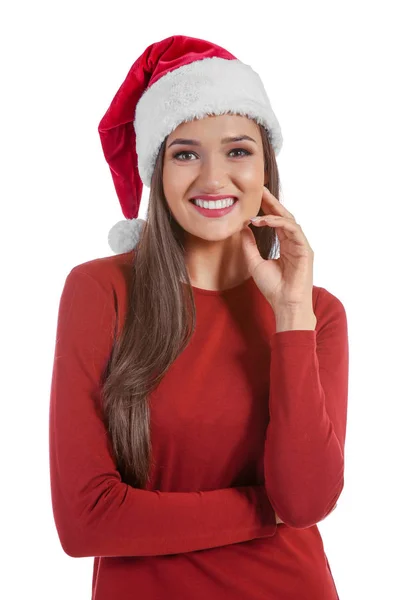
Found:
[98,34,283,254]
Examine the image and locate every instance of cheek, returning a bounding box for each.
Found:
[162,178,186,217]
[163,162,191,192]
[163,173,195,214]
[236,161,264,185]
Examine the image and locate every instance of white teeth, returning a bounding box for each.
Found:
[193,198,236,209]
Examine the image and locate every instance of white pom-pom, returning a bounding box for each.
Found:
[108,218,146,254]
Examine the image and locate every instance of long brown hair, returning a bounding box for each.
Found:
[102,121,281,489]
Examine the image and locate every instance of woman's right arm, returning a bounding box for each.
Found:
[49,267,277,558]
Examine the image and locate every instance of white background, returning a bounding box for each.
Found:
[1,1,399,598]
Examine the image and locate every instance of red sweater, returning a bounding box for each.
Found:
[49,249,348,600]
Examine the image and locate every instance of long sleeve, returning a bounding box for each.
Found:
[49,267,277,559]
[264,288,349,529]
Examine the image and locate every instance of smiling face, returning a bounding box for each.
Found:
[162,114,268,247]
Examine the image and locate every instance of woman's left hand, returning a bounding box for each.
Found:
[240,186,315,312]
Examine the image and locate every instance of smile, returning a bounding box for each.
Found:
[189,198,239,218]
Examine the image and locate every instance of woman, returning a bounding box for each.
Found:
[49,35,348,599]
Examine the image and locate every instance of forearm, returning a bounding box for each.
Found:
[274,307,317,527]
[274,306,316,527]
[275,306,317,333]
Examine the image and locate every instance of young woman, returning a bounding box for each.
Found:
[49,34,348,600]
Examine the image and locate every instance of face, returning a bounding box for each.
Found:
[162,114,267,246]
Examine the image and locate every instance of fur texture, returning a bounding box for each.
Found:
[108,218,146,254]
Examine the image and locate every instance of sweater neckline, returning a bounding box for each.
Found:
[184,275,255,296]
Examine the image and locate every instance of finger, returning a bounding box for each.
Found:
[252,215,297,230]
[262,187,296,222]
[240,225,265,272]
[252,216,303,240]
[258,217,314,253]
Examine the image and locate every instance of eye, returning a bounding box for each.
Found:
[173,151,196,161]
[229,148,252,157]
[173,148,252,161]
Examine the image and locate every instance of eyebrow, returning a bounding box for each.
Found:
[167,135,257,148]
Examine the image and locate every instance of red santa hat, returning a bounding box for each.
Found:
[98,34,283,254]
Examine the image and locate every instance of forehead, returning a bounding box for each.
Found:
[167,113,260,142]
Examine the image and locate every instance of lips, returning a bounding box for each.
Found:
[190,198,239,218]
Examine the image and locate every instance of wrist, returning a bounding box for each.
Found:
[274,306,317,332]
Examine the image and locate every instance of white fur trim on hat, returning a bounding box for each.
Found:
[108,218,146,254]
[134,57,283,187]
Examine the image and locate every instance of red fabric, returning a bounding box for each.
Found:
[98,35,236,220]
[49,250,347,599]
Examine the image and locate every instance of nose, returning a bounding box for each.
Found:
[196,155,228,192]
